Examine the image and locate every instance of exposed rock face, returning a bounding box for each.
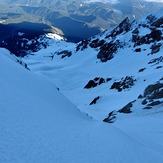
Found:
[17,59,30,70]
[110,76,136,92]
[97,40,120,62]
[56,50,72,58]
[90,96,100,105]
[103,111,117,123]
[1,35,49,57]
[148,56,163,65]
[0,22,59,57]
[103,82,163,123]
[75,13,163,63]
[144,83,163,99]
[84,80,98,89]
[76,18,131,62]
[138,68,146,73]
[151,16,163,27]
[84,77,111,89]
[105,17,131,38]
[150,43,162,54]
[147,100,162,106]
[139,82,163,109]
[118,102,133,114]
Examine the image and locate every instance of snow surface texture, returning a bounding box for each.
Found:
[2,48,163,162]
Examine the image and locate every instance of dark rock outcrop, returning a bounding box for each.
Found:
[97,40,120,62]
[118,102,132,113]
[105,17,131,38]
[144,83,163,99]
[150,43,162,54]
[90,96,100,105]
[84,77,111,89]
[56,50,72,58]
[138,68,146,73]
[147,100,162,106]
[84,80,97,89]
[110,76,136,92]
[103,111,117,123]
[148,56,163,65]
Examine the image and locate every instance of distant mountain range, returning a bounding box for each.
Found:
[0,0,163,41]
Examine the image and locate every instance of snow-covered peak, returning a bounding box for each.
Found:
[75,11,162,62]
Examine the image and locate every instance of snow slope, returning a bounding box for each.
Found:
[2,48,163,162]
[23,11,163,122]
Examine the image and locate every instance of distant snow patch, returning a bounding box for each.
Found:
[18,32,25,36]
[138,27,151,36]
[46,33,64,41]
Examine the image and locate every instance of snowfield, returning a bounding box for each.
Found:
[1,48,163,162]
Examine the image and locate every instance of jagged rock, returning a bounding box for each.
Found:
[148,56,163,65]
[143,106,152,110]
[94,77,100,81]
[97,41,118,62]
[89,39,105,48]
[142,99,148,105]
[106,17,131,38]
[156,66,162,69]
[144,83,163,98]
[17,59,30,70]
[110,82,122,92]
[151,17,163,27]
[90,96,100,105]
[147,100,162,106]
[134,48,141,52]
[146,14,157,24]
[84,77,109,89]
[150,43,162,54]
[133,28,162,47]
[99,78,105,85]
[84,80,97,89]
[1,34,50,57]
[138,94,143,99]
[57,50,72,58]
[76,39,90,51]
[110,76,136,92]
[132,28,139,34]
[138,68,146,73]
[118,102,132,113]
[103,111,117,123]
[106,78,112,82]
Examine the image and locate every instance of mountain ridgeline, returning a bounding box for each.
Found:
[0,0,163,44]
[76,14,163,62]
